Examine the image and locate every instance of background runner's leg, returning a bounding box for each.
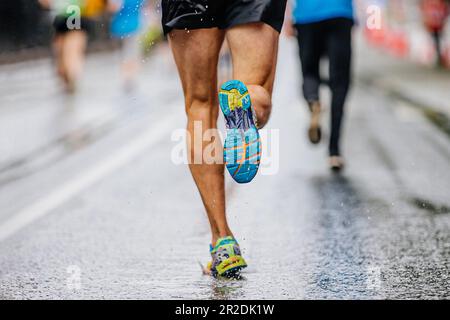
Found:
[62,30,87,91]
[225,23,281,128]
[295,23,323,104]
[326,19,352,157]
[168,28,231,246]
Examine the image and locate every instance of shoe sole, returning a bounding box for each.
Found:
[219,80,261,184]
[214,255,247,279]
[331,165,343,172]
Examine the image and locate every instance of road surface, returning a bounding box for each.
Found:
[0,37,449,299]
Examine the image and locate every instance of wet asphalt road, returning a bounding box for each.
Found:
[0,37,449,299]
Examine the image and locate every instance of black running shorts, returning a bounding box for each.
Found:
[53,15,93,34]
[161,0,287,35]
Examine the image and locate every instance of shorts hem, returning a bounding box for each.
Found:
[164,19,283,35]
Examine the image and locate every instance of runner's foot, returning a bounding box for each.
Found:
[329,156,344,172]
[219,80,261,184]
[204,236,247,278]
[308,101,322,144]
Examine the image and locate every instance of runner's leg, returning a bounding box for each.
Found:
[295,22,324,144]
[168,29,231,245]
[326,18,352,157]
[225,23,281,128]
[62,30,87,91]
[53,35,66,82]
[295,23,323,104]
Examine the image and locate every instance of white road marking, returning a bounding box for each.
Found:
[0,115,179,242]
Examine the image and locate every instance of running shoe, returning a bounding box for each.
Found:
[219,80,261,184]
[308,101,322,144]
[204,236,247,278]
[329,156,345,172]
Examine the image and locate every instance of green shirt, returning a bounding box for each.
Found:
[51,0,84,17]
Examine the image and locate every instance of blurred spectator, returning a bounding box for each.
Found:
[420,0,450,66]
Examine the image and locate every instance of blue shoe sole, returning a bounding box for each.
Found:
[219,80,261,184]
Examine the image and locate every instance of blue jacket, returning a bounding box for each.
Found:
[292,0,354,24]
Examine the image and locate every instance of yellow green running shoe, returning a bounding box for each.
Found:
[204,236,247,278]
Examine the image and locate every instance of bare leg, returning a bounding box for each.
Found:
[168,29,232,245]
[122,60,139,87]
[121,35,141,90]
[53,35,66,82]
[226,23,281,128]
[61,30,87,92]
